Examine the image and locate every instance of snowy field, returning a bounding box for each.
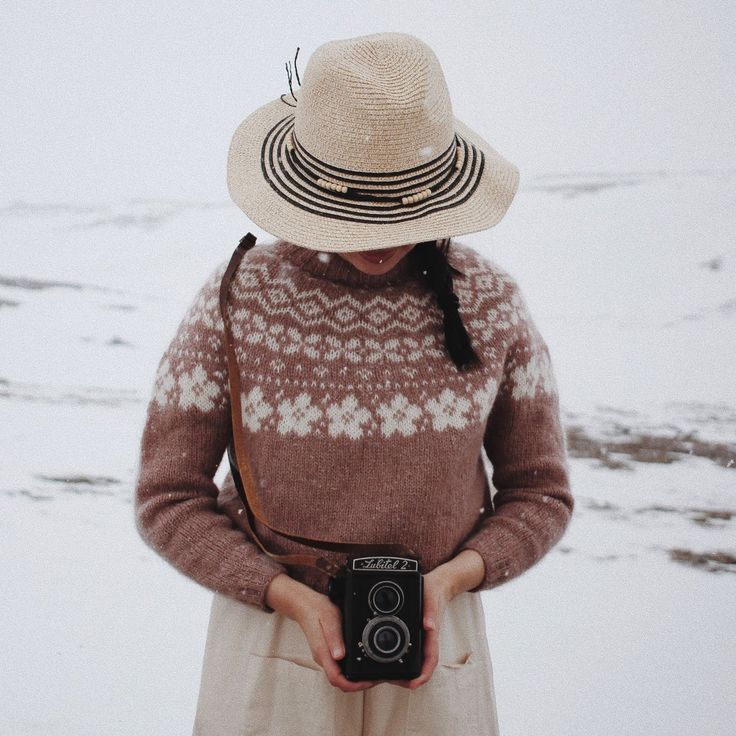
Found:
[1,169,734,735]
[2,2,735,735]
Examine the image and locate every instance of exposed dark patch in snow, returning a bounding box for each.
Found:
[0,274,123,294]
[525,178,644,197]
[0,376,140,406]
[0,197,231,231]
[661,297,736,327]
[567,423,736,469]
[2,488,54,501]
[634,505,733,527]
[524,167,736,197]
[35,473,121,486]
[101,303,137,311]
[564,403,736,469]
[67,212,174,230]
[0,200,104,216]
[698,255,724,272]
[104,335,135,347]
[29,473,123,497]
[668,547,736,573]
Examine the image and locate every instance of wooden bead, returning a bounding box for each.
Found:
[402,187,432,205]
[317,177,348,194]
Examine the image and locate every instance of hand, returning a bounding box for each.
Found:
[298,589,384,693]
[265,573,378,693]
[378,566,455,691]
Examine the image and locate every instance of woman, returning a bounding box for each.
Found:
[134,32,574,735]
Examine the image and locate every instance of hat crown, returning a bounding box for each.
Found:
[294,33,455,173]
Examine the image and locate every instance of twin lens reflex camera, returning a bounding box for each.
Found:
[327,555,424,681]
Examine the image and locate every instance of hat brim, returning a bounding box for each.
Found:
[227,95,520,252]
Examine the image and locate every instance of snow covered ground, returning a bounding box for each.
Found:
[2,2,735,734]
[1,169,734,735]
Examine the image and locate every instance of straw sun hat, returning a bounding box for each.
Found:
[226,32,520,253]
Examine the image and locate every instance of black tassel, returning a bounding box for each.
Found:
[410,239,482,372]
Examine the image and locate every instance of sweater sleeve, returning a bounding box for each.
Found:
[458,282,574,591]
[133,259,288,613]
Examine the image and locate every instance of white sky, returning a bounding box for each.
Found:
[2,0,735,202]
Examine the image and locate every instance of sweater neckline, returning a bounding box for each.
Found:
[275,240,421,289]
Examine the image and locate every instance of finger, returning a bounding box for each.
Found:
[406,624,439,690]
[326,666,377,692]
[423,580,447,633]
[315,644,376,692]
[374,604,441,690]
[322,661,373,691]
[318,612,346,660]
[423,595,438,631]
[379,590,441,690]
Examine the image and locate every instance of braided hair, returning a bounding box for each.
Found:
[408,238,482,372]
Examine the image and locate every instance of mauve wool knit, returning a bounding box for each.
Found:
[133,238,574,613]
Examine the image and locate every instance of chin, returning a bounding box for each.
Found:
[343,244,413,274]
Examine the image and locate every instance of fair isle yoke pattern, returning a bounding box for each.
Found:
[134,239,574,612]
[151,244,555,436]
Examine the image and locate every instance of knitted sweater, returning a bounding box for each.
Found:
[133,238,574,613]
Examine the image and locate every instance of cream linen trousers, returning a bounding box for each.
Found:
[192,589,501,736]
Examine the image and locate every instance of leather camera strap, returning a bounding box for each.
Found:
[218,233,421,579]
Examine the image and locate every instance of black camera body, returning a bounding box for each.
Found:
[327,555,424,681]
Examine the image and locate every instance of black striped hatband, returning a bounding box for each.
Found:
[260,115,486,224]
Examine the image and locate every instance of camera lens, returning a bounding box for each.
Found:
[368,581,404,614]
[373,625,401,655]
[361,615,411,663]
[373,585,399,613]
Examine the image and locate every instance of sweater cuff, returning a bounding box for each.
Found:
[230,554,289,614]
[456,538,515,592]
